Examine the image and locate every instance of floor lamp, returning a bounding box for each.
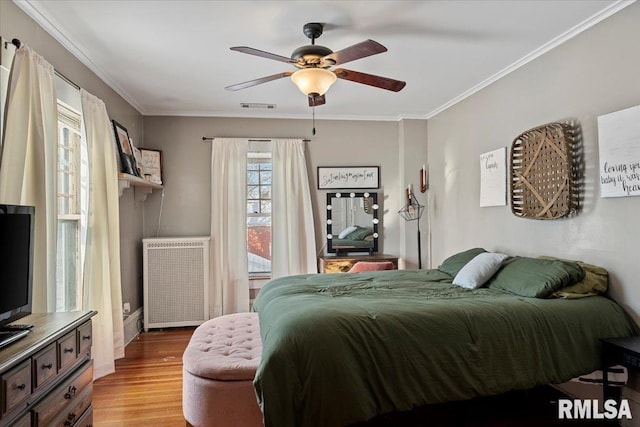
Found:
[398,192,425,269]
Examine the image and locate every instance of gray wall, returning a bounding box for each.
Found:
[427,3,640,321]
[1,1,145,312]
[142,117,428,266]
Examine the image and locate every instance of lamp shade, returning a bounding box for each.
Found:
[398,193,425,221]
[291,68,337,96]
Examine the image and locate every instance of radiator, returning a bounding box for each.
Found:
[142,237,210,331]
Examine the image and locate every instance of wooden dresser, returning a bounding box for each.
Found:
[0,311,96,427]
[318,254,399,273]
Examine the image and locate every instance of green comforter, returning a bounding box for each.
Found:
[252,269,638,427]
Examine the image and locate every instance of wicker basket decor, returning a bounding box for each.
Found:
[510,122,578,220]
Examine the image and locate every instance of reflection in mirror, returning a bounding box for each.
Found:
[326,192,379,254]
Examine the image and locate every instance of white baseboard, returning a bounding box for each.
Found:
[123,306,143,346]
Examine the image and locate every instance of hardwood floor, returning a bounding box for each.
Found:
[93,328,195,426]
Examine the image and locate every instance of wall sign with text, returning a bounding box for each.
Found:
[598,104,640,198]
[480,147,507,207]
[317,166,380,190]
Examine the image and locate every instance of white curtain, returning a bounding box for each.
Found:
[0,45,57,312]
[271,139,316,278]
[210,139,249,316]
[80,89,124,379]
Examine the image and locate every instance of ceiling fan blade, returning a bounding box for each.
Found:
[230,46,295,64]
[324,40,387,66]
[308,94,326,107]
[334,68,406,92]
[225,72,293,91]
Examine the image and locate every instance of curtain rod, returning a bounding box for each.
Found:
[202,137,311,142]
[8,38,81,91]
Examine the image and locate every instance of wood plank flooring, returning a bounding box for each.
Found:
[93,328,195,426]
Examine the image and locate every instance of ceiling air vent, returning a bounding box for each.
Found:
[241,103,276,109]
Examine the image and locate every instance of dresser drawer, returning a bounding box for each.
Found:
[2,360,31,415]
[33,343,58,389]
[57,331,78,372]
[48,385,92,427]
[7,411,32,427]
[32,362,93,426]
[76,321,92,357]
[72,404,92,427]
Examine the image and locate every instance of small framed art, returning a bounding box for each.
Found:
[112,120,140,177]
[139,149,163,185]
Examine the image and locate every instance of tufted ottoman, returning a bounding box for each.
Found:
[183,312,263,427]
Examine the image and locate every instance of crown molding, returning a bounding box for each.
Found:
[425,0,636,119]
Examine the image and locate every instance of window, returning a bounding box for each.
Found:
[1,43,87,312]
[247,151,272,276]
[55,101,85,311]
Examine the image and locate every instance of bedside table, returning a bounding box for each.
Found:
[601,336,640,401]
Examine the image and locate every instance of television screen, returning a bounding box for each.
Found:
[0,205,34,326]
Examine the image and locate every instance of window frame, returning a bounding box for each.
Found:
[55,100,83,312]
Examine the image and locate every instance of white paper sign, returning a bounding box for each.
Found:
[598,105,640,198]
[480,147,507,207]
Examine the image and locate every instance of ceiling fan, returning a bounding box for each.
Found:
[225,23,406,107]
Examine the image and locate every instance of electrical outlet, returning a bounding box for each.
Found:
[123,302,131,314]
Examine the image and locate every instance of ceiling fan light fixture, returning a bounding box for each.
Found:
[291,68,337,96]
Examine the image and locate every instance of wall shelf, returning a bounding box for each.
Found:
[118,172,162,202]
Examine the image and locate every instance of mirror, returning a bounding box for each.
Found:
[326,192,379,254]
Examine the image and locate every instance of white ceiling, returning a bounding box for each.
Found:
[16,0,632,120]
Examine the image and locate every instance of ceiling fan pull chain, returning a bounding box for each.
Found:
[312,107,316,136]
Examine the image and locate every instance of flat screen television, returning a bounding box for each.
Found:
[0,204,35,328]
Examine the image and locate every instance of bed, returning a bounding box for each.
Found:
[252,248,639,427]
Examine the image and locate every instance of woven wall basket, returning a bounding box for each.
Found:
[510,122,578,220]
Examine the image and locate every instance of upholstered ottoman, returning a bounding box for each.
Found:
[183,312,263,427]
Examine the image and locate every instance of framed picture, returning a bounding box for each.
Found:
[317,166,380,190]
[132,146,144,177]
[112,120,140,177]
[139,149,163,185]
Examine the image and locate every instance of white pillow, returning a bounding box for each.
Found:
[338,226,358,239]
[453,252,510,289]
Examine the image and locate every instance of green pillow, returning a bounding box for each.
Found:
[346,226,373,241]
[437,248,487,277]
[538,257,608,298]
[487,257,585,298]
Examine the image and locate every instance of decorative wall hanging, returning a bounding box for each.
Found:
[510,122,579,220]
[420,164,428,193]
[597,104,640,198]
[480,147,507,207]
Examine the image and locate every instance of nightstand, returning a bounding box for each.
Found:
[601,336,640,401]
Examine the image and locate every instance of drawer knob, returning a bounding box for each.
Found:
[16,383,26,391]
[64,412,77,426]
[42,363,53,370]
[64,385,77,399]
[82,335,91,340]
[64,347,74,353]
